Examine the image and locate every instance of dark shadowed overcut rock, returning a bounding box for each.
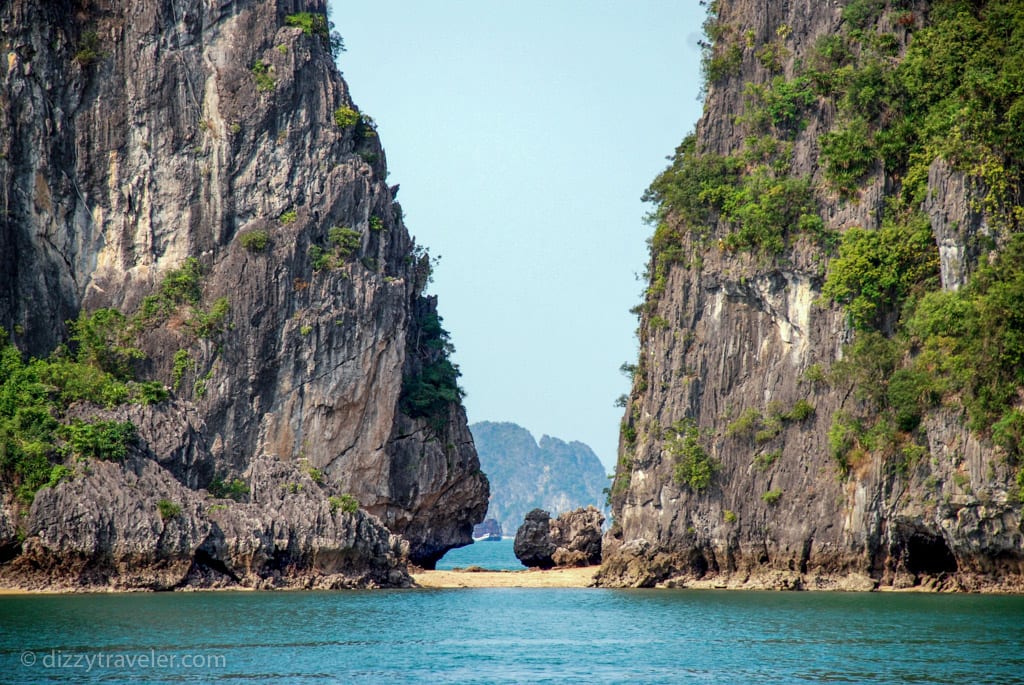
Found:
[514,509,556,569]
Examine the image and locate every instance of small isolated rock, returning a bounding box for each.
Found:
[514,506,604,569]
[513,509,556,568]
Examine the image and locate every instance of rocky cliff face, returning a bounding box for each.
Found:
[601,0,1024,591]
[471,421,607,535]
[0,0,486,588]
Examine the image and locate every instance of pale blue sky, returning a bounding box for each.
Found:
[328,1,706,471]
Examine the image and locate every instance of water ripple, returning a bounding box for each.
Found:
[2,589,1023,684]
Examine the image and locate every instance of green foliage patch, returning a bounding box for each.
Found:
[308,245,332,271]
[172,350,195,393]
[285,12,345,57]
[827,232,1024,473]
[60,419,135,461]
[812,0,1024,215]
[239,230,270,252]
[137,258,229,342]
[726,408,762,439]
[69,308,144,378]
[329,494,359,514]
[333,106,359,128]
[754,450,782,470]
[820,117,877,194]
[208,476,248,501]
[251,60,275,92]
[699,1,742,89]
[905,233,1024,431]
[400,309,464,431]
[740,76,817,137]
[309,226,363,272]
[992,409,1024,460]
[401,359,462,420]
[725,400,815,445]
[665,419,719,492]
[285,12,329,38]
[642,134,822,268]
[157,499,182,521]
[823,212,940,330]
[139,257,204,321]
[73,31,104,67]
[0,324,148,503]
[787,399,816,422]
[328,226,362,258]
[188,298,230,339]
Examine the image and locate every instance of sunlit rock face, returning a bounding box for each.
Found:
[599,0,1024,591]
[0,0,486,588]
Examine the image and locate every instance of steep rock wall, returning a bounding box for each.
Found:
[600,0,1024,591]
[0,0,486,586]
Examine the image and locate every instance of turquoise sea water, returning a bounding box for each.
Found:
[2,588,1023,683]
[1,541,1022,685]
[436,537,525,571]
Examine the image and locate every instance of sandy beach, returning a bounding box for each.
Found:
[0,567,601,593]
[411,566,599,589]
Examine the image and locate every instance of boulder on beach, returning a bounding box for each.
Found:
[514,507,604,568]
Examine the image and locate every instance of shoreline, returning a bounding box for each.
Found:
[412,566,599,588]
[4,567,1023,593]
[0,567,601,594]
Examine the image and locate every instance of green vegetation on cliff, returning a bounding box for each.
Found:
[822,212,939,330]
[635,0,1024,497]
[0,322,150,504]
[817,0,1024,485]
[642,132,824,264]
[666,419,719,491]
[401,309,464,431]
[816,0,1024,211]
[0,256,237,504]
[285,11,345,58]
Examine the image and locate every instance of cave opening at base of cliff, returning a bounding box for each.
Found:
[0,540,21,564]
[904,533,958,576]
[688,550,710,578]
[190,548,239,583]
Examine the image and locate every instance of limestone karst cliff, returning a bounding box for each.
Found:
[471,421,608,535]
[601,0,1024,590]
[0,0,487,589]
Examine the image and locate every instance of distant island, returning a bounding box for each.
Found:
[470,422,608,535]
[472,518,502,541]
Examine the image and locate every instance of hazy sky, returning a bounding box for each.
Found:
[328,1,706,471]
